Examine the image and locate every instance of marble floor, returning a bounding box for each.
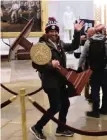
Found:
[1,60,107,140]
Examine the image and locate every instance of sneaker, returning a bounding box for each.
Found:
[55,129,74,137]
[29,126,46,140]
[87,111,100,118]
[99,109,107,115]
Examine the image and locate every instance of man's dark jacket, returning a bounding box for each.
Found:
[32,31,80,89]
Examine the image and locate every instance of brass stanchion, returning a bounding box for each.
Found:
[19,88,27,140]
[10,95,17,102]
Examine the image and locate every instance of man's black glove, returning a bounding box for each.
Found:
[77,67,83,73]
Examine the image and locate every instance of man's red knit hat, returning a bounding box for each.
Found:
[45,17,59,33]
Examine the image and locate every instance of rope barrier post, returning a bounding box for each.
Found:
[10,95,17,102]
[19,88,27,140]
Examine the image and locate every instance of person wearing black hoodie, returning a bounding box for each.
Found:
[30,17,84,140]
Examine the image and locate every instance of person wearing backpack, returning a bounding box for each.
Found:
[76,27,96,102]
[77,25,107,118]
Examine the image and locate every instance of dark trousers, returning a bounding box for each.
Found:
[90,70,107,112]
[35,86,70,131]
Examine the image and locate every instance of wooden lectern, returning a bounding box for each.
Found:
[8,18,34,61]
[30,44,92,96]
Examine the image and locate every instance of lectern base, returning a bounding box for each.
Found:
[16,49,30,60]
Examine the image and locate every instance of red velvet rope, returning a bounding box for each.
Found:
[0,83,42,96]
[1,83,107,136]
[29,97,107,136]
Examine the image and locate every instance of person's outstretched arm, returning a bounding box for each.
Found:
[63,20,84,52]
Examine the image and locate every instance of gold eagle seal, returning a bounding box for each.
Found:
[30,43,52,65]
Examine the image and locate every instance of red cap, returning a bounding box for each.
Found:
[95,24,106,32]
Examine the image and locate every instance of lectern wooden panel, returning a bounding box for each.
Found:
[57,66,92,96]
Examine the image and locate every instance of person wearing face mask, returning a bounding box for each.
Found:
[30,17,84,140]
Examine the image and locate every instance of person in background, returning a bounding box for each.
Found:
[78,24,107,118]
[30,17,84,140]
[81,27,96,101]
[8,1,20,24]
[74,27,96,101]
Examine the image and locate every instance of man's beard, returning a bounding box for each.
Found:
[48,35,59,42]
